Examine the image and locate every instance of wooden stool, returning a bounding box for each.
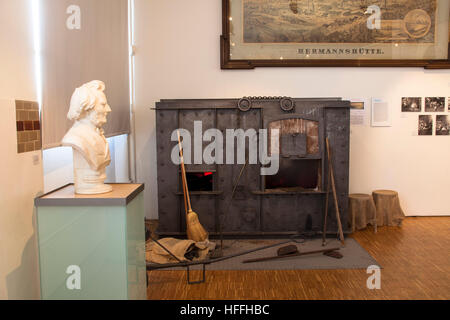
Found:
[372,190,405,227]
[348,194,377,233]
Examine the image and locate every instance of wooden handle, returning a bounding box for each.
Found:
[322,153,331,246]
[177,130,192,211]
[326,138,345,245]
[181,159,188,217]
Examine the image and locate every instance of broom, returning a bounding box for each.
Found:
[177,130,209,242]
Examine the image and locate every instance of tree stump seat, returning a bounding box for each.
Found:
[372,190,405,227]
[348,193,377,233]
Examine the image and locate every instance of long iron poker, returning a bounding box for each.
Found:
[216,158,249,256]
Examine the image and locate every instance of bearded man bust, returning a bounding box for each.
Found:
[62,80,113,194]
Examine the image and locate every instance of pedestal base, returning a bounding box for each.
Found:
[35,183,146,300]
[74,183,112,195]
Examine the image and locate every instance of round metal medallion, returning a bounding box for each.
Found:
[280,98,295,111]
[238,98,252,112]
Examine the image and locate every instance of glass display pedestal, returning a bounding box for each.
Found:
[35,183,146,300]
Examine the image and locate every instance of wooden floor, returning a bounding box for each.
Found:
[147,217,450,300]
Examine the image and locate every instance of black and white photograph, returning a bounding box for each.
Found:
[418,115,433,135]
[425,97,445,112]
[402,97,422,112]
[436,115,450,135]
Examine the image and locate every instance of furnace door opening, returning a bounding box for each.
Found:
[265,159,321,192]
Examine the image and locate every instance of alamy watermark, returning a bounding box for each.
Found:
[171,121,280,175]
[66,5,81,30]
[66,265,81,290]
[366,265,381,290]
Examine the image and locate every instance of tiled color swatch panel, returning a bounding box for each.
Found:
[16,100,41,153]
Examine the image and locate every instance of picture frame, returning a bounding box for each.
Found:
[401,97,422,112]
[418,115,433,135]
[221,0,450,69]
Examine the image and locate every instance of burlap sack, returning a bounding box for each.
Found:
[146,237,212,264]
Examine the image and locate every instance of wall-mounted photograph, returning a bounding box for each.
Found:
[418,115,433,135]
[425,97,445,112]
[401,97,421,112]
[436,115,450,135]
[350,101,364,110]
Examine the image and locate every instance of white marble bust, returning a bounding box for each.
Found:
[62,80,113,194]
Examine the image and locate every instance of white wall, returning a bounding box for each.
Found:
[0,0,42,299]
[42,146,73,193]
[133,0,450,218]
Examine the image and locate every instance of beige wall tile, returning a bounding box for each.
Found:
[29,130,38,141]
[17,132,27,143]
[23,101,33,110]
[25,142,34,152]
[28,110,39,121]
[17,143,25,153]
[17,110,28,121]
[15,100,24,110]
[34,140,42,150]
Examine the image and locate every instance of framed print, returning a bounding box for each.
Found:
[436,115,449,135]
[349,98,367,126]
[401,97,422,112]
[424,97,445,111]
[221,0,450,69]
[418,115,433,135]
